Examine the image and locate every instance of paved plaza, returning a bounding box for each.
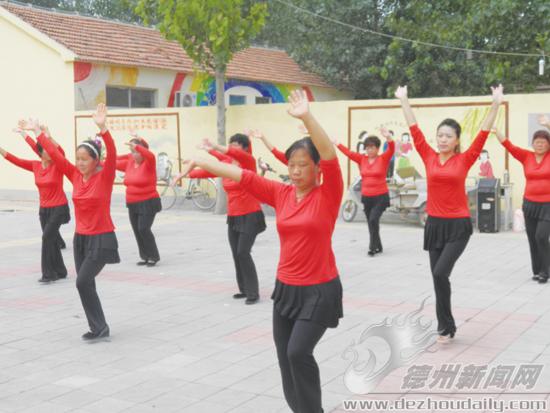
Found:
[0,193,549,413]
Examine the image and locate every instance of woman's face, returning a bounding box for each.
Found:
[532,137,550,156]
[365,144,379,158]
[230,141,245,151]
[131,148,143,163]
[76,147,99,176]
[436,125,459,154]
[287,148,318,192]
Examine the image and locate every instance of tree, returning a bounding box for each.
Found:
[136,0,268,213]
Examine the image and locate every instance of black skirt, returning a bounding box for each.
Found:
[127,197,162,215]
[361,192,390,210]
[423,216,473,251]
[39,204,71,224]
[271,277,343,328]
[227,210,266,235]
[522,198,550,222]
[73,232,120,264]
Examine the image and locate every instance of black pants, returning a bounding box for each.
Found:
[74,242,108,333]
[428,238,469,334]
[362,194,389,252]
[129,210,160,262]
[524,216,550,276]
[39,206,69,280]
[227,227,259,299]
[273,310,327,413]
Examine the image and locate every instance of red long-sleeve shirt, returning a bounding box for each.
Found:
[4,153,68,208]
[502,139,550,203]
[116,146,159,204]
[189,147,262,216]
[337,141,395,196]
[271,148,288,165]
[38,131,117,235]
[410,124,489,218]
[239,157,343,286]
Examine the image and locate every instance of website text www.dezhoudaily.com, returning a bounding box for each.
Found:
[342,397,547,412]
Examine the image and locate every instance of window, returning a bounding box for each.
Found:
[229,95,246,106]
[106,87,156,108]
[255,96,271,104]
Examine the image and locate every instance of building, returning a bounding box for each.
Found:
[0,1,351,112]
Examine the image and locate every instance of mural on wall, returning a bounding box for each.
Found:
[348,104,507,187]
[74,113,180,184]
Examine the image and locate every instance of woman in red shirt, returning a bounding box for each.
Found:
[396,84,503,343]
[179,90,343,413]
[173,134,266,305]
[495,119,550,283]
[335,128,394,256]
[1,123,70,283]
[249,129,289,166]
[38,104,119,341]
[116,135,161,267]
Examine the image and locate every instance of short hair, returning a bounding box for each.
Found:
[364,135,381,148]
[532,129,550,145]
[229,133,250,150]
[130,137,149,149]
[285,137,320,164]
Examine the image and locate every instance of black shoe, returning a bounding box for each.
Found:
[82,325,110,341]
[233,293,247,299]
[137,260,149,266]
[532,274,541,281]
[146,260,158,267]
[245,297,259,305]
[374,247,383,254]
[367,250,375,257]
[38,275,58,283]
[538,274,548,284]
[57,274,68,279]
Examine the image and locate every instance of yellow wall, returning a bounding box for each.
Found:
[0,13,75,190]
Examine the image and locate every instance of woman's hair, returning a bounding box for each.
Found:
[364,135,381,148]
[285,137,320,164]
[437,118,462,139]
[229,133,250,150]
[532,129,550,145]
[78,139,102,160]
[130,137,149,149]
[36,143,44,156]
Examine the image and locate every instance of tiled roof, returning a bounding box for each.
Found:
[1,1,330,88]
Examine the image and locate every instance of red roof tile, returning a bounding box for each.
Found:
[1,1,330,88]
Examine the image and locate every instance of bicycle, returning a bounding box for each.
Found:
[156,152,218,211]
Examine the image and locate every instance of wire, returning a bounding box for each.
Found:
[272,0,541,58]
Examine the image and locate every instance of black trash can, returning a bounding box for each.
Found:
[477,178,501,233]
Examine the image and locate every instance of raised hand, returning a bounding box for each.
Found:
[28,118,41,136]
[490,84,504,104]
[39,124,51,138]
[380,126,393,140]
[93,103,108,132]
[245,129,264,140]
[197,138,214,151]
[538,114,550,128]
[330,138,339,146]
[125,142,137,151]
[287,89,310,119]
[394,86,408,100]
[171,160,196,185]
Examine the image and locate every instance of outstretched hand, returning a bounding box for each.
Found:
[379,126,393,140]
[538,114,550,128]
[93,103,108,132]
[171,160,196,186]
[490,84,504,104]
[197,138,214,151]
[394,86,408,100]
[287,89,310,119]
[245,129,264,140]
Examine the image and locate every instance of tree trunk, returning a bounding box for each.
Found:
[214,64,227,215]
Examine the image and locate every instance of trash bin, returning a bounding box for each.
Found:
[477,178,501,233]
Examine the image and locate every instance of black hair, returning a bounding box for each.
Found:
[36,143,44,156]
[364,135,381,148]
[437,118,462,139]
[130,138,149,149]
[77,139,101,160]
[533,130,550,145]
[285,137,320,164]
[229,133,250,150]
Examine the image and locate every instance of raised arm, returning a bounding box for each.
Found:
[288,89,336,160]
[37,133,76,177]
[380,127,395,162]
[395,86,418,127]
[226,146,256,171]
[334,139,363,165]
[271,147,288,166]
[1,148,34,172]
[493,129,530,163]
[116,157,129,172]
[93,104,116,183]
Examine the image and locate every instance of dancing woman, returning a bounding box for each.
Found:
[494,117,550,283]
[38,104,119,340]
[1,122,70,282]
[180,90,343,413]
[396,84,503,343]
[334,128,394,256]
[116,134,161,267]
[173,134,266,305]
